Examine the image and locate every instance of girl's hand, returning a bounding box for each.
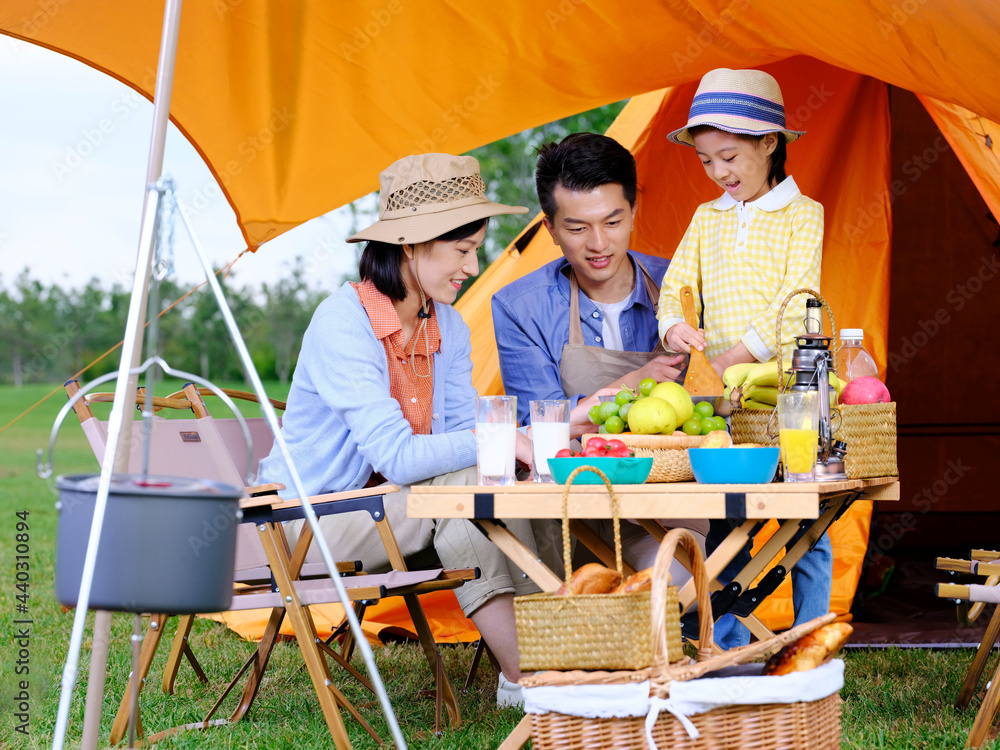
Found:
[665,323,707,354]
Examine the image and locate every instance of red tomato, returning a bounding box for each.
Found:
[610,447,632,457]
[582,447,601,457]
[586,437,608,451]
[554,448,573,458]
[605,439,628,453]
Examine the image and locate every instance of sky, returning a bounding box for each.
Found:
[0,37,372,296]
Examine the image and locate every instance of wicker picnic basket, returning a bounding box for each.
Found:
[581,432,705,482]
[729,288,897,478]
[524,527,843,750]
[514,465,683,671]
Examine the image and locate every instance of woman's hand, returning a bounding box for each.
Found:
[515,429,534,469]
[665,323,706,354]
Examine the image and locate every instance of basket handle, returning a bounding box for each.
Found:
[774,288,839,393]
[651,528,713,664]
[560,466,624,593]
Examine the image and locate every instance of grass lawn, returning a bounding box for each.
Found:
[1,382,998,749]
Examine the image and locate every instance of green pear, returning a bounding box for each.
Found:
[626,396,677,435]
[648,381,694,425]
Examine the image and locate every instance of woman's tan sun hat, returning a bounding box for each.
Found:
[347,153,528,244]
[667,68,806,147]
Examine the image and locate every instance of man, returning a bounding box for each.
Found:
[492,132,703,599]
[492,132,684,435]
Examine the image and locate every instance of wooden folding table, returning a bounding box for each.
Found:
[408,475,899,749]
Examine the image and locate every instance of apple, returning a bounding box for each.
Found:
[839,376,891,405]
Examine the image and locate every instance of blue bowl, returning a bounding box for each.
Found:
[547,456,654,485]
[687,447,780,484]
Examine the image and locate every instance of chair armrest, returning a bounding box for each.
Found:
[269,485,401,512]
[248,482,284,496]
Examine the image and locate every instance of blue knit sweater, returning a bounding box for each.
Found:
[258,282,478,498]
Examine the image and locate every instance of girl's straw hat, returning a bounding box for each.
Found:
[667,68,805,147]
[347,153,527,244]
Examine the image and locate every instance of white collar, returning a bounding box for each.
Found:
[711,176,801,212]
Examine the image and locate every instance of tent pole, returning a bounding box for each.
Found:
[71,2,183,750]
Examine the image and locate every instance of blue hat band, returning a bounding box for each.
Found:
[688,91,786,129]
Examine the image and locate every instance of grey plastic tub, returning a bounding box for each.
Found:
[55,474,242,613]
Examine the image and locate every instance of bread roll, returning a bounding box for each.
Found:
[763,622,853,676]
[555,563,622,596]
[700,431,733,449]
[613,567,656,594]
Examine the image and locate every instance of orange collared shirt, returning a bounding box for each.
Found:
[353,279,440,435]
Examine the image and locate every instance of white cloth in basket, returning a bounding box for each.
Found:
[646,659,845,745]
[524,679,651,718]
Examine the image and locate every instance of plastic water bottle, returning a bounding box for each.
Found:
[837,329,879,384]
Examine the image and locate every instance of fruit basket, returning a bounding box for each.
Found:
[582,433,704,482]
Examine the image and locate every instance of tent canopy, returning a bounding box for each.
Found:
[2,0,997,250]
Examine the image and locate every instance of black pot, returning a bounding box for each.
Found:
[55,474,241,613]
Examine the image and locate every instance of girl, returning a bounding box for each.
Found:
[657,68,829,649]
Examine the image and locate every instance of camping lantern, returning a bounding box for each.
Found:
[55,473,241,613]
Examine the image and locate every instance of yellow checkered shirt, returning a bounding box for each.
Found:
[657,178,824,362]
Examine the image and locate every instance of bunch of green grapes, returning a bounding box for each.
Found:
[680,401,727,436]
[587,385,638,434]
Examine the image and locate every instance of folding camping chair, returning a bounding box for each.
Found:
[936,549,1000,748]
[64,380,476,747]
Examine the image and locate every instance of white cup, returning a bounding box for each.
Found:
[529,399,570,483]
[475,396,517,486]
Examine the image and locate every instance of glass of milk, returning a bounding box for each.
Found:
[475,396,518,486]
[529,399,570,483]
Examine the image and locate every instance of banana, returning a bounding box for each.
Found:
[744,385,778,406]
[743,361,783,388]
[722,362,756,389]
[741,399,775,410]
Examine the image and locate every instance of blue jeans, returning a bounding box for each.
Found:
[707,520,833,650]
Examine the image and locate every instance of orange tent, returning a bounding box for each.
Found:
[4,2,998,632]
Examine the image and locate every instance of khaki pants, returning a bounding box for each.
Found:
[289,467,541,616]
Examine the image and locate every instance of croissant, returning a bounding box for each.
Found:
[555,563,622,596]
[763,622,853,676]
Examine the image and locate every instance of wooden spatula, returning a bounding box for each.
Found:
[679,286,726,398]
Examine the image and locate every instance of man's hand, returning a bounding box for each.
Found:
[665,322,706,354]
[710,341,756,382]
[628,354,686,388]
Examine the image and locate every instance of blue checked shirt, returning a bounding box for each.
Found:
[492,251,670,425]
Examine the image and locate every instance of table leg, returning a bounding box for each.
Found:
[477,520,563,592]
[498,715,533,750]
[568,520,638,576]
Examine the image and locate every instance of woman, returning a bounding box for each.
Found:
[258,153,536,705]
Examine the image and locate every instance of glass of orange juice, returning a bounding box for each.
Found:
[777,391,819,483]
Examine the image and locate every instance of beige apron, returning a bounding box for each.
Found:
[558,259,666,398]
[552,259,709,553]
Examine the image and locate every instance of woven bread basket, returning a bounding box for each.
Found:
[514,466,683,671]
[525,527,844,749]
[582,432,705,482]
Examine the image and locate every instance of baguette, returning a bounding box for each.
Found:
[763,622,853,676]
[555,563,622,596]
[613,567,656,594]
